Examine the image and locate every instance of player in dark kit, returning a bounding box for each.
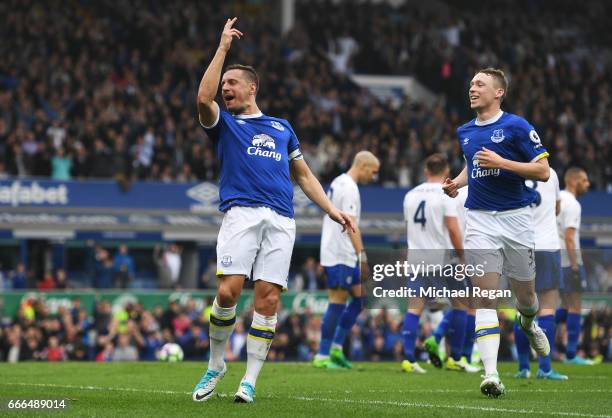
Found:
[443,68,551,397]
[192,18,355,403]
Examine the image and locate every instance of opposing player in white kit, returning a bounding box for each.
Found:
[443,68,551,397]
[514,168,568,380]
[557,167,592,365]
[400,154,466,374]
[423,185,481,373]
[192,18,355,403]
[314,151,380,369]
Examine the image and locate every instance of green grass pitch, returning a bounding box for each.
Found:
[0,362,610,417]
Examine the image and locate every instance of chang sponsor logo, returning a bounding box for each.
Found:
[471,156,500,179]
[0,181,68,207]
[247,133,282,161]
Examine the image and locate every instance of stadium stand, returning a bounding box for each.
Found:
[1,0,610,189]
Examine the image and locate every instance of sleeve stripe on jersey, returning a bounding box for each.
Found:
[530,151,549,163]
[199,102,220,129]
[288,148,303,161]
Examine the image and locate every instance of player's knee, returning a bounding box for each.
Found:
[217,283,239,306]
[254,292,280,315]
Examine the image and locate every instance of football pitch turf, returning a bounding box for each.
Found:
[0,362,610,417]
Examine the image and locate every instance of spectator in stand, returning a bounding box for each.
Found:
[230,320,248,361]
[96,341,114,362]
[112,333,139,361]
[154,244,182,289]
[113,245,135,289]
[37,270,56,291]
[43,336,66,361]
[295,257,326,291]
[10,263,28,289]
[51,147,72,181]
[94,252,115,289]
[55,269,69,289]
[0,263,6,289]
[199,258,217,289]
[180,323,209,361]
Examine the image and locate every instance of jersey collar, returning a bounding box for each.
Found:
[235,112,263,119]
[475,110,503,126]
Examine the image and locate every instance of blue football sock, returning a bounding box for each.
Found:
[538,315,555,372]
[462,314,475,362]
[318,303,345,356]
[555,308,568,324]
[514,320,531,371]
[402,312,420,362]
[449,309,467,361]
[332,297,363,347]
[566,312,581,360]
[433,310,453,344]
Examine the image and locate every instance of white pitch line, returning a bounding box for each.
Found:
[290,395,612,418]
[1,382,611,418]
[361,388,612,394]
[500,373,609,380]
[1,382,192,396]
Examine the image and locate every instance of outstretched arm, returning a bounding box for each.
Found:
[197,18,243,127]
[290,158,355,233]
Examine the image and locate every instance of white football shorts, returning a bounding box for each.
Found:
[216,206,296,289]
[464,206,536,281]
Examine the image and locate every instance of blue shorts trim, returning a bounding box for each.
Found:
[535,251,563,292]
[325,264,359,290]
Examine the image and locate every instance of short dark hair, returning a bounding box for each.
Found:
[225,64,259,93]
[477,67,508,101]
[425,153,449,175]
[564,166,586,182]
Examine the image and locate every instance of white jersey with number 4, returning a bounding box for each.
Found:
[526,168,560,251]
[558,189,583,267]
[320,173,360,267]
[403,182,458,250]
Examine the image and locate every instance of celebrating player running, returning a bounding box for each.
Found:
[443,67,551,398]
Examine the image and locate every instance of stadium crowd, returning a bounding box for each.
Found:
[0,296,610,363]
[1,0,611,190]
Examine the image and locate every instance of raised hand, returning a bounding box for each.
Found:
[219,17,243,52]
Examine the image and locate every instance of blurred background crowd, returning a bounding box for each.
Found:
[1,297,610,363]
[1,0,610,189]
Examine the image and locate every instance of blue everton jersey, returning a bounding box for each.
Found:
[457,111,549,211]
[202,109,302,218]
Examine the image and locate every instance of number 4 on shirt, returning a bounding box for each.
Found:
[413,200,426,228]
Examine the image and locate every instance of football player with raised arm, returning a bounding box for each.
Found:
[192,18,355,404]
